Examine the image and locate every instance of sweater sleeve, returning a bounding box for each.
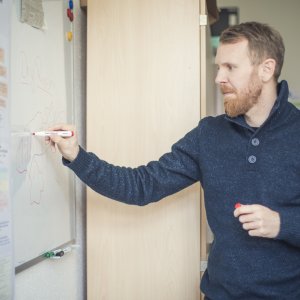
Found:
[62,124,203,206]
[276,207,300,248]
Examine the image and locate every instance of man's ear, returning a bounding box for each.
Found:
[259,58,276,82]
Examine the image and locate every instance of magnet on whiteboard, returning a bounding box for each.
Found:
[66,31,73,42]
[67,8,74,22]
[69,0,74,10]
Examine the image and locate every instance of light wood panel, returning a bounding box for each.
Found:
[87,0,201,299]
[200,2,208,298]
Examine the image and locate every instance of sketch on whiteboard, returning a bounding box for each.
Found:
[11,51,67,206]
[19,51,54,96]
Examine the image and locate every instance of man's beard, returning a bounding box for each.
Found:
[221,71,262,118]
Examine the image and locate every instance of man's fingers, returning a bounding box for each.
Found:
[242,221,259,231]
[239,214,260,223]
[50,141,56,152]
[49,135,63,144]
[234,204,261,217]
[248,230,261,237]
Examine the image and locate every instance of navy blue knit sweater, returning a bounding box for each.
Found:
[65,80,300,299]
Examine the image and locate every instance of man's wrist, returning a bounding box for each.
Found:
[64,145,80,162]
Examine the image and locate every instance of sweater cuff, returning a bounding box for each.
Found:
[276,207,300,248]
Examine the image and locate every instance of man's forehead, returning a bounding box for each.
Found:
[215,39,250,64]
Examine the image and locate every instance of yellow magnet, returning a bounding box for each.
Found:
[66,31,73,42]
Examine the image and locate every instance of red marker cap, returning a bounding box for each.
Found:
[235,203,241,209]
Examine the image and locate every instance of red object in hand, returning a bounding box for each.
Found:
[235,203,241,209]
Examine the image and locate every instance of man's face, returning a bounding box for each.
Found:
[215,39,263,117]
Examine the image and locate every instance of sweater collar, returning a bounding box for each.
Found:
[224,80,290,131]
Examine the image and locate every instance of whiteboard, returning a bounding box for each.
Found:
[10,0,75,268]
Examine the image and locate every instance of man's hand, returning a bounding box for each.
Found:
[46,123,80,162]
[234,204,280,238]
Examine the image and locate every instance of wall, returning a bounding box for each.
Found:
[14,1,87,299]
[217,0,300,100]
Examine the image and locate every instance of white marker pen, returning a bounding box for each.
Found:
[32,131,74,137]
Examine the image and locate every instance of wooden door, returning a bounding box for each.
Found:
[87,0,202,299]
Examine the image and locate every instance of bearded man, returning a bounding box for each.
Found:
[49,22,300,300]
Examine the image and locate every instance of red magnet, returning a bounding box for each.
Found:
[235,203,241,209]
[67,8,74,22]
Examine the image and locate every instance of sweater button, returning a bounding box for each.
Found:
[248,155,256,163]
[252,138,260,146]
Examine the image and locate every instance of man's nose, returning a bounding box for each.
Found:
[215,69,228,85]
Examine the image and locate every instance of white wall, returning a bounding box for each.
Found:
[217,0,300,100]
[14,1,87,299]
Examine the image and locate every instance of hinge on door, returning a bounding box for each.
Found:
[200,260,208,272]
[199,14,208,26]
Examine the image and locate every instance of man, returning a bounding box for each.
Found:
[49,22,300,299]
